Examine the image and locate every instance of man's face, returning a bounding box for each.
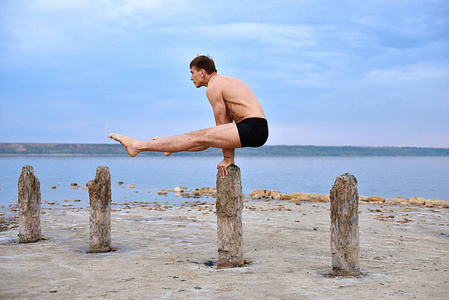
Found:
[190,67,204,88]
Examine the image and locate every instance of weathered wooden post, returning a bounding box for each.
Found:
[87,166,112,253]
[18,165,42,243]
[216,164,244,269]
[330,173,360,276]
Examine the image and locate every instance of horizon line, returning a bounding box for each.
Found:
[0,142,448,149]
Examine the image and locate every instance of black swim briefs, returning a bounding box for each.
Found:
[236,118,269,148]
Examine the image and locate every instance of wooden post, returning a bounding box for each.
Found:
[87,166,112,253]
[216,164,244,269]
[330,173,360,276]
[18,165,42,243]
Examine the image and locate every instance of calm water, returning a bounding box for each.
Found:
[0,156,448,208]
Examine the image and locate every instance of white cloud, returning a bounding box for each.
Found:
[197,23,317,49]
[365,61,449,84]
[353,0,449,39]
[2,0,195,58]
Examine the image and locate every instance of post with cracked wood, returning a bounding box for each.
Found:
[330,173,360,276]
[18,165,42,243]
[216,164,244,269]
[87,166,112,253]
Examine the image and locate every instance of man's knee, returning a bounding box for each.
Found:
[187,125,234,148]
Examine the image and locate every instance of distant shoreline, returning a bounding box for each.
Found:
[0,143,448,157]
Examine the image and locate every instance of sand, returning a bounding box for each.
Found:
[0,200,448,299]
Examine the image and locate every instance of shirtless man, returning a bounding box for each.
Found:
[109,55,268,178]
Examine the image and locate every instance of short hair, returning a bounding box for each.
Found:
[190,55,217,74]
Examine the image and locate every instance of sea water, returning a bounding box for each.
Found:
[0,156,448,208]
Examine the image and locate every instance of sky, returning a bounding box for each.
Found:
[0,0,448,147]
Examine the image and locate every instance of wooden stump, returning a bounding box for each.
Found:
[216,164,244,268]
[87,166,112,253]
[330,173,360,276]
[18,165,42,243]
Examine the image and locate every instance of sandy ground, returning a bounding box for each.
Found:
[0,200,448,299]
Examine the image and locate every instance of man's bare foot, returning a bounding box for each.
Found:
[108,133,140,157]
[152,136,172,156]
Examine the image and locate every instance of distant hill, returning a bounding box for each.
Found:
[1,143,448,156]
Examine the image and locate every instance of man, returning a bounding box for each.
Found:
[109,55,268,178]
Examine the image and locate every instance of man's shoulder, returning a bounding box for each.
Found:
[207,75,226,90]
[206,82,222,99]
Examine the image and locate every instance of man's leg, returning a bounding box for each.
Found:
[109,123,241,157]
[152,136,209,156]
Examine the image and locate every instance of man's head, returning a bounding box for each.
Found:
[190,55,217,88]
[190,55,217,74]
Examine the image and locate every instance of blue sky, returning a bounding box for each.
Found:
[1,0,448,147]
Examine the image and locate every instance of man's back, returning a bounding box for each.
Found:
[207,75,265,123]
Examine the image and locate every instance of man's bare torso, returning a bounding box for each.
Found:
[206,75,265,123]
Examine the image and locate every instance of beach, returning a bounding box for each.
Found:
[1,198,448,299]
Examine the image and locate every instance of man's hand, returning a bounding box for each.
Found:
[217,157,234,178]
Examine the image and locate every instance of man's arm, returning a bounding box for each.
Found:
[206,86,235,177]
[220,111,235,162]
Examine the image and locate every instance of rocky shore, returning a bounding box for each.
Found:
[1,185,448,231]
[249,189,449,208]
[0,186,448,299]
